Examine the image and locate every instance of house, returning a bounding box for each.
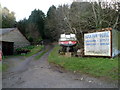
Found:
[0,28,30,55]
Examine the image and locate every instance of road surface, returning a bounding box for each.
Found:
[2,44,118,88]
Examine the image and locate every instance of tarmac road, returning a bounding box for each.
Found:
[2,44,118,88]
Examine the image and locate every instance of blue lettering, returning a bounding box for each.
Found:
[100,43,109,45]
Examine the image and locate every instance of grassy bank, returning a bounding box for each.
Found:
[48,45,119,80]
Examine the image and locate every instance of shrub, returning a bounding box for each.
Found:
[16,46,34,54]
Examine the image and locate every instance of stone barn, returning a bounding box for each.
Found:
[0,28,30,55]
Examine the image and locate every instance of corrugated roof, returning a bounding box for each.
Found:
[0,28,16,35]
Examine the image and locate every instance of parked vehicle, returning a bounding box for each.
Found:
[58,33,77,53]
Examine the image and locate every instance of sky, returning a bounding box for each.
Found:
[0,0,117,21]
[0,0,73,21]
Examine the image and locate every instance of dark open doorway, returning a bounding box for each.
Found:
[2,41,14,55]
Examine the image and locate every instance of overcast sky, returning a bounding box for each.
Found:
[1,0,73,21]
[0,0,117,21]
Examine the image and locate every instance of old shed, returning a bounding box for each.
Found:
[0,28,30,55]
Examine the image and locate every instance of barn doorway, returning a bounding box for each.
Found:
[2,41,14,55]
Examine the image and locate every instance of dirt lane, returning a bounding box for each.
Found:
[2,44,117,88]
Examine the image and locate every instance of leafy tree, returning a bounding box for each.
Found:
[1,7,16,28]
[44,1,119,46]
[17,1,119,44]
[56,5,72,33]
[17,18,28,36]
[17,9,45,44]
[45,5,71,41]
[44,5,58,41]
[26,23,41,44]
[28,9,45,39]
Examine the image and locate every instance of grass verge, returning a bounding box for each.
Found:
[2,63,9,71]
[25,45,44,57]
[3,45,44,59]
[48,45,119,80]
[35,50,48,60]
[0,62,9,72]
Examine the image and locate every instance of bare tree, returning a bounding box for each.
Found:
[91,1,119,29]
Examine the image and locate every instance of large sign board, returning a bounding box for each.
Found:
[84,31,111,56]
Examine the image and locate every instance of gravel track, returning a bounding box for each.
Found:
[2,44,118,88]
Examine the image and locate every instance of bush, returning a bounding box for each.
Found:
[16,46,35,54]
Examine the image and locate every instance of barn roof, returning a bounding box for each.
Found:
[0,28,16,35]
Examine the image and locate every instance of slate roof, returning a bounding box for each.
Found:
[0,28,16,35]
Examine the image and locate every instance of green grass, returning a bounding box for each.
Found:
[1,45,44,72]
[3,45,44,59]
[2,63,9,71]
[35,50,48,60]
[0,62,9,72]
[25,45,44,57]
[16,45,35,51]
[48,45,119,80]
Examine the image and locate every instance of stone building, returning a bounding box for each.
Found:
[0,28,30,55]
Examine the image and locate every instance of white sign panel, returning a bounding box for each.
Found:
[84,31,111,56]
